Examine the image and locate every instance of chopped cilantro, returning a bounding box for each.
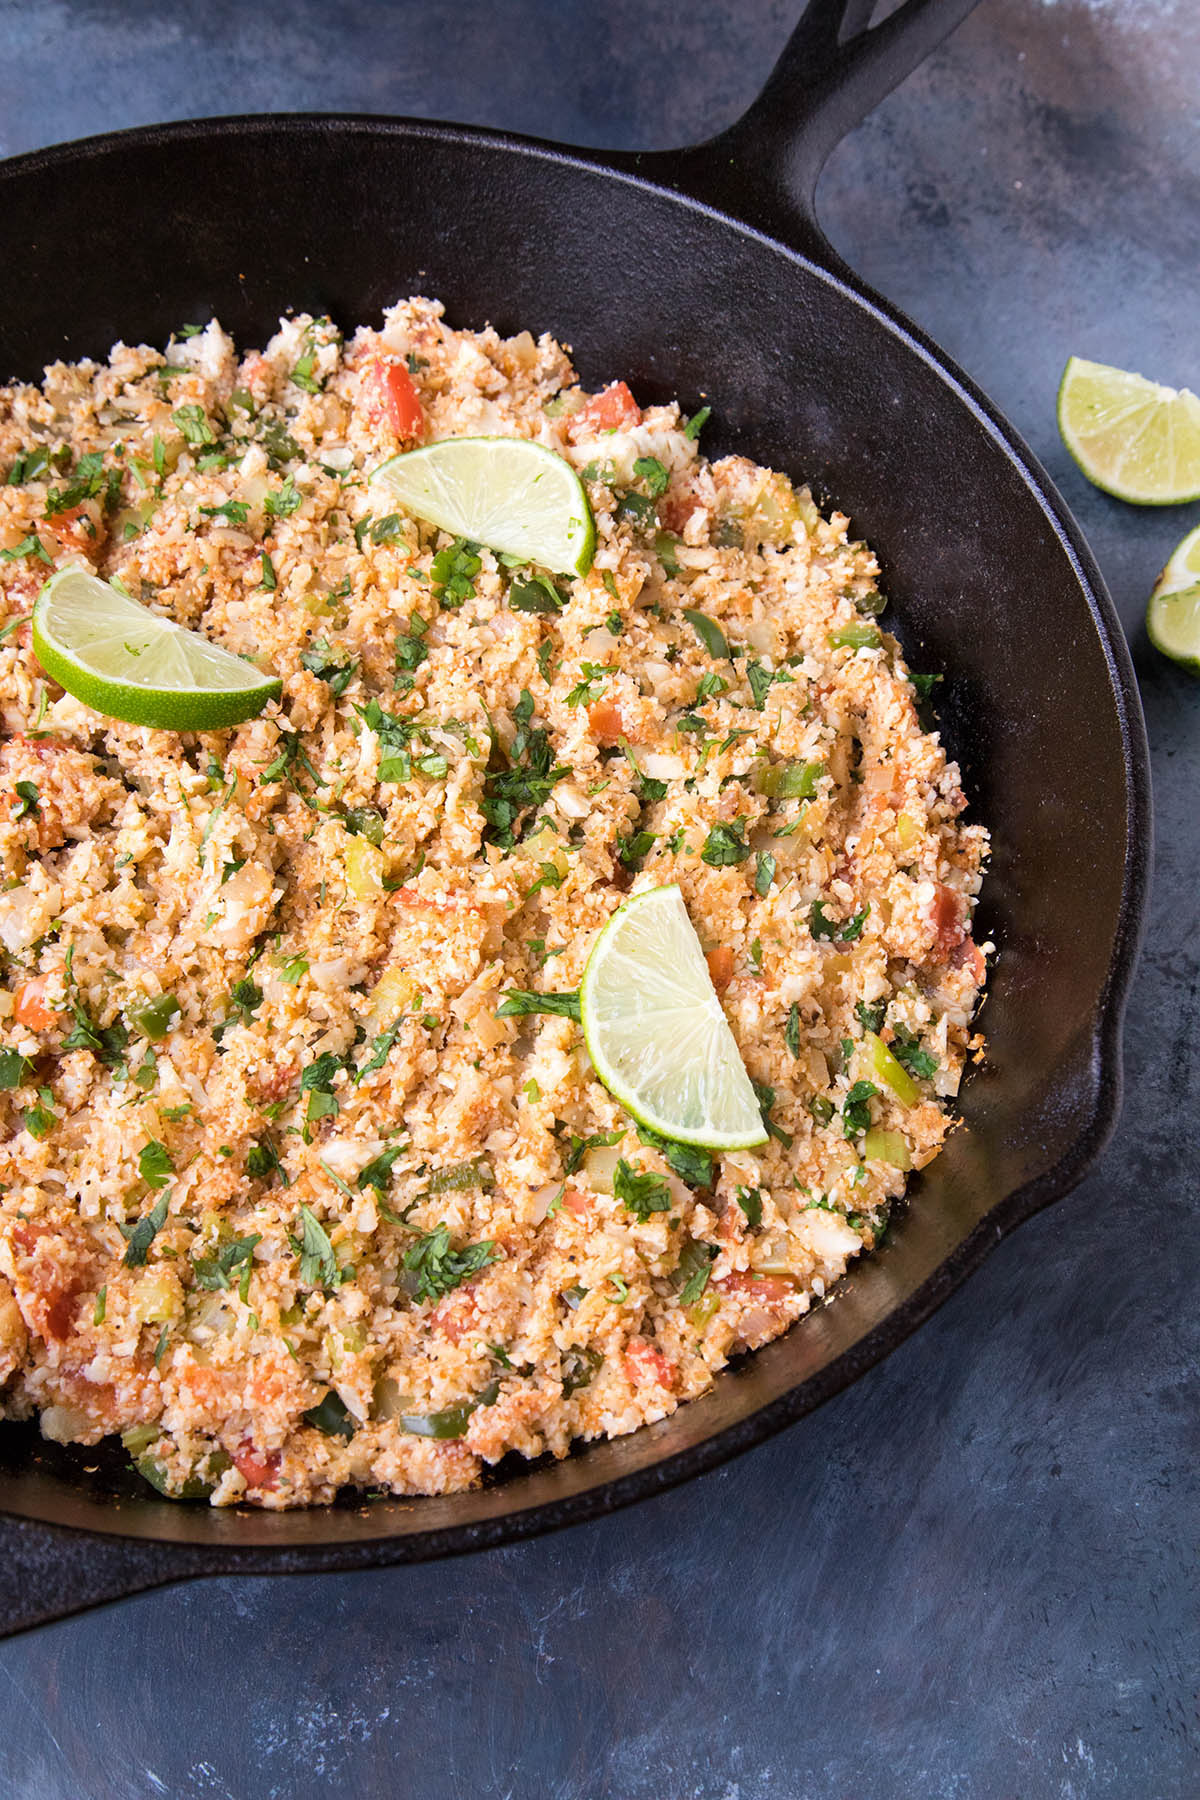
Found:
[0,535,52,565]
[264,475,302,519]
[481,689,568,850]
[842,1079,879,1138]
[0,1047,34,1088]
[785,1003,802,1059]
[198,499,249,525]
[809,900,869,943]
[736,1185,763,1228]
[247,1137,288,1185]
[400,1225,500,1302]
[675,1238,717,1305]
[260,551,277,591]
[430,537,481,608]
[752,1080,793,1147]
[496,989,581,1021]
[636,1127,713,1189]
[357,1144,404,1196]
[746,660,778,710]
[509,572,564,614]
[193,1233,261,1291]
[683,404,711,441]
[701,818,749,867]
[854,1000,886,1034]
[909,671,943,700]
[755,851,776,897]
[891,1027,939,1080]
[13,780,39,820]
[632,455,670,498]
[22,1089,56,1139]
[172,405,216,448]
[355,1022,402,1083]
[616,827,656,870]
[565,662,610,708]
[613,1159,671,1221]
[120,1187,170,1267]
[300,639,357,697]
[290,1204,351,1290]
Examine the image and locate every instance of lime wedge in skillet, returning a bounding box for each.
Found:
[1057,357,1200,505]
[371,436,595,576]
[580,884,768,1150]
[33,567,281,729]
[1147,521,1200,674]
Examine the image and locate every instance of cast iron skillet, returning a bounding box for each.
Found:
[0,0,1150,1635]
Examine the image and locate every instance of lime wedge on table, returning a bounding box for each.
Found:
[33,568,281,729]
[580,884,768,1150]
[371,436,594,576]
[1057,357,1200,504]
[1147,521,1200,674]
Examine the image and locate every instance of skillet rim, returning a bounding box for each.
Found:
[0,112,1152,1566]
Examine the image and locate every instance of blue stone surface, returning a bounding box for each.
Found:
[0,3,1195,1794]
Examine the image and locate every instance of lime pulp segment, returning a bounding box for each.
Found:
[1057,356,1200,505]
[580,884,768,1150]
[33,568,281,730]
[371,436,595,576]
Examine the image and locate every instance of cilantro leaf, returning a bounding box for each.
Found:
[290,1204,350,1290]
[193,1233,261,1291]
[842,1079,879,1138]
[496,989,581,1021]
[399,1225,500,1303]
[636,1128,713,1189]
[613,1159,671,1221]
[120,1187,170,1267]
[431,537,481,609]
[701,818,749,867]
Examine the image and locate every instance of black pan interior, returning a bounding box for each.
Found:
[0,121,1145,1551]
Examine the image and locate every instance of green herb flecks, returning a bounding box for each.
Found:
[399,1225,500,1303]
[613,1159,671,1221]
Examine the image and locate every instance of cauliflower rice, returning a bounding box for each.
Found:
[0,299,987,1507]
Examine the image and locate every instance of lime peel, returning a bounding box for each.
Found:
[371,435,594,576]
[580,884,768,1150]
[32,567,281,730]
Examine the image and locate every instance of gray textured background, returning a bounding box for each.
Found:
[0,1,1197,1795]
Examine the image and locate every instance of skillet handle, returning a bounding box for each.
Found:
[0,1518,219,1637]
[641,0,981,264]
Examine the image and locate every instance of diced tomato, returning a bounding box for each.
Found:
[42,502,104,561]
[232,1441,281,1490]
[14,977,55,1032]
[587,700,625,746]
[714,1271,793,1304]
[366,357,424,440]
[928,883,966,958]
[705,946,734,992]
[575,381,641,434]
[950,936,986,984]
[429,1285,482,1345]
[562,1189,592,1220]
[8,1221,88,1343]
[623,1335,675,1391]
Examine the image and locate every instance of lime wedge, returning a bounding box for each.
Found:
[1147,521,1200,674]
[33,568,281,730]
[371,436,594,576]
[1057,357,1200,505]
[580,884,768,1150]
